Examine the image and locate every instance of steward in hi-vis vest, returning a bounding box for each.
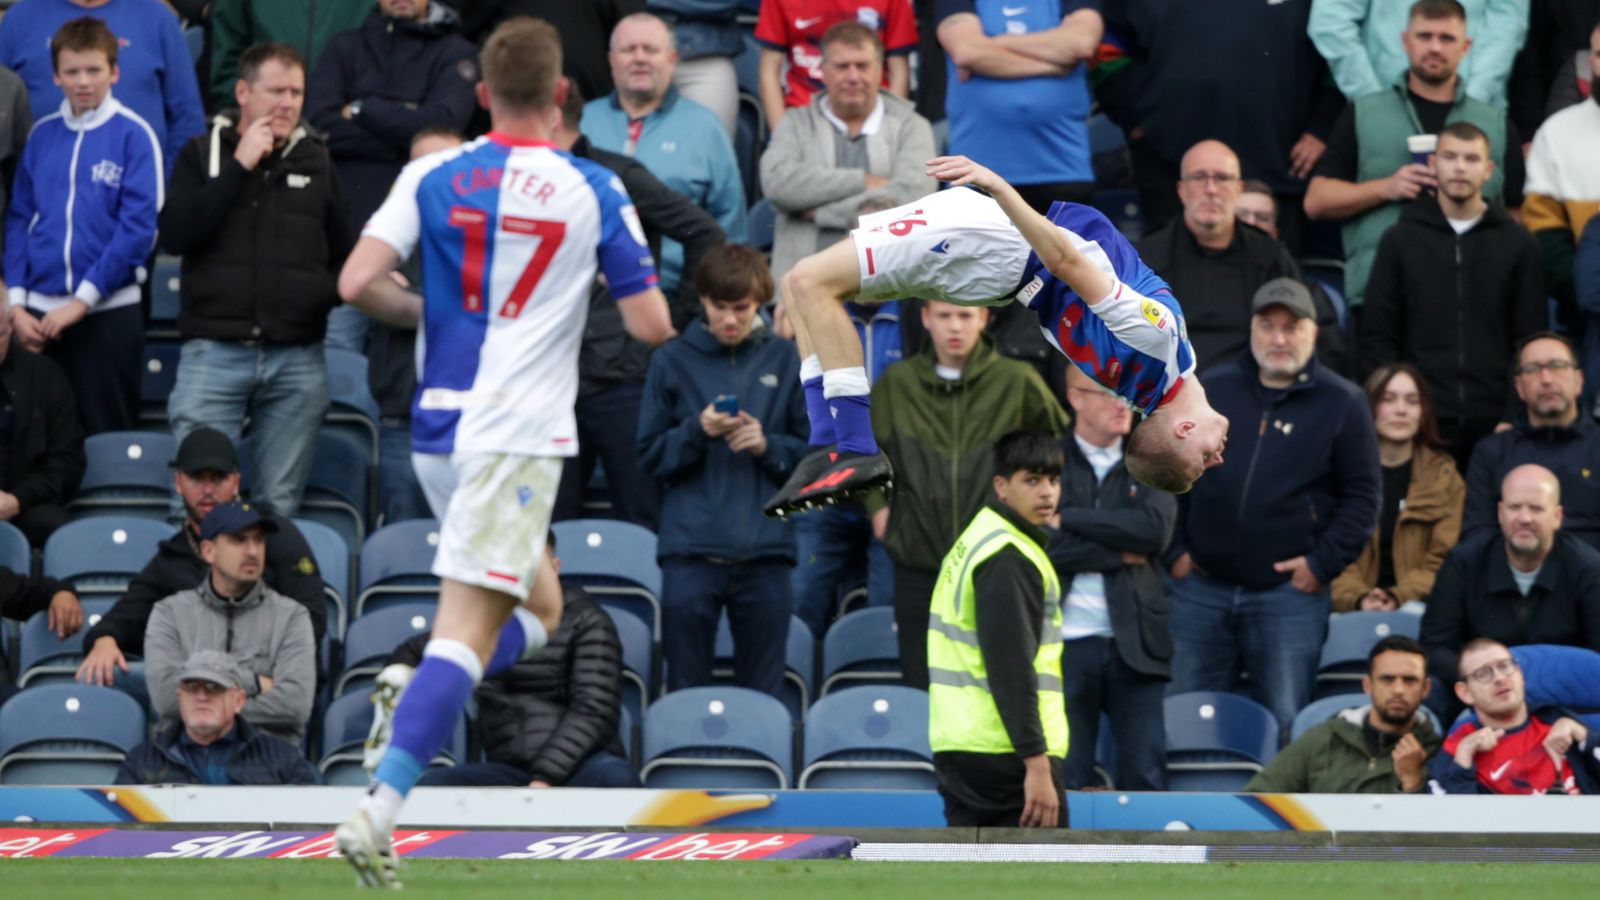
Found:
[927,429,1068,827]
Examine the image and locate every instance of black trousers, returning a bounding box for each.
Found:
[36,303,143,436]
[892,563,939,691]
[552,382,660,529]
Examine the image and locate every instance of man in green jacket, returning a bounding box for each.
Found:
[1246,635,1439,793]
[869,300,1069,689]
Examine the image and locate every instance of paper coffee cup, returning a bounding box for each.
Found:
[1407,134,1437,166]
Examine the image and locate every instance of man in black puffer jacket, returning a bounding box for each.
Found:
[381,536,638,787]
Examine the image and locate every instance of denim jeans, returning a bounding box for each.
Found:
[789,506,893,639]
[167,339,330,516]
[1167,572,1330,745]
[1062,635,1168,791]
[660,557,791,698]
[324,304,370,354]
[552,383,660,529]
[415,751,641,787]
[379,421,432,524]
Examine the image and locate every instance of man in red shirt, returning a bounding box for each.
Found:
[1429,637,1600,794]
[755,0,917,128]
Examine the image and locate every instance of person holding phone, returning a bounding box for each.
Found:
[637,244,811,697]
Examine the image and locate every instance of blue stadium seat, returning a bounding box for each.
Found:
[293,518,351,644]
[640,686,793,789]
[798,685,935,789]
[1315,611,1423,699]
[13,600,112,688]
[1164,691,1280,792]
[149,255,182,333]
[139,339,181,426]
[0,683,147,784]
[355,519,441,618]
[619,703,634,767]
[734,30,762,97]
[552,519,661,640]
[1302,258,1347,332]
[746,197,775,251]
[734,93,766,203]
[605,606,655,728]
[0,520,29,573]
[323,346,381,464]
[712,614,814,720]
[336,603,436,697]
[303,429,373,549]
[43,516,169,594]
[1087,113,1127,156]
[1290,694,1443,743]
[1090,189,1144,241]
[317,689,465,785]
[70,431,177,521]
[820,607,901,696]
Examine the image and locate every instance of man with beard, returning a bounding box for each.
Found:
[1421,464,1600,718]
[1245,635,1439,793]
[1362,121,1545,469]
[1306,0,1524,320]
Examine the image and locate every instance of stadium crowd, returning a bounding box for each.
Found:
[1,0,1599,816]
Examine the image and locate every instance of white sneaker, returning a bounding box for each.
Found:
[335,809,401,889]
[363,664,415,774]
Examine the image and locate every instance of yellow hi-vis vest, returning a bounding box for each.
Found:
[927,505,1068,758]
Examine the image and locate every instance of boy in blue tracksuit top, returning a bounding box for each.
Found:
[637,244,809,700]
[4,17,161,435]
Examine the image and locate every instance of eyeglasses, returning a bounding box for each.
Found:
[1179,172,1241,186]
[1463,658,1518,684]
[1514,359,1578,376]
[179,681,230,696]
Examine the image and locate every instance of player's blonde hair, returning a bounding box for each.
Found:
[1125,413,1201,494]
[481,17,563,112]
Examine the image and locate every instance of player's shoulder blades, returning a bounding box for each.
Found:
[562,151,634,205]
[405,135,490,183]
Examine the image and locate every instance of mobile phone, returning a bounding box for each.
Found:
[713,394,739,415]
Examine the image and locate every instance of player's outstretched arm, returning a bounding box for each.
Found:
[338,236,423,327]
[616,286,677,346]
[926,155,1112,302]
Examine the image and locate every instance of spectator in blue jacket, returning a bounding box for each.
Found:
[637,244,808,698]
[583,12,746,302]
[1168,280,1381,742]
[4,17,162,435]
[0,0,204,177]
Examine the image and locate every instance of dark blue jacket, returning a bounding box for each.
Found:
[637,320,809,562]
[1177,353,1381,589]
[114,715,322,786]
[1462,416,1600,552]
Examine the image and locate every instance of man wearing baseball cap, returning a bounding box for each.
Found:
[115,648,321,785]
[1166,277,1381,742]
[77,427,327,704]
[142,500,317,744]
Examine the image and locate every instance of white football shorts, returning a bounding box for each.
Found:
[412,451,562,601]
[850,187,1033,306]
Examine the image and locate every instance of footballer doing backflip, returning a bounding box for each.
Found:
[765,155,1230,517]
[331,17,674,888]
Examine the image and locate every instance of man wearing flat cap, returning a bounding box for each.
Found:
[77,428,327,696]
[1165,277,1381,742]
[115,648,322,785]
[144,500,317,745]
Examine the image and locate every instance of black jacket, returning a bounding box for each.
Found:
[1362,199,1547,427]
[83,513,327,654]
[1420,530,1600,688]
[389,588,627,784]
[1507,0,1600,136]
[458,0,642,104]
[1177,354,1381,589]
[161,118,354,345]
[574,135,725,399]
[115,715,322,785]
[1136,220,1346,377]
[1045,436,1176,679]
[304,4,478,225]
[0,341,85,511]
[1462,416,1600,551]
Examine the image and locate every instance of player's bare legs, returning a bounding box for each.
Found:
[765,239,893,517]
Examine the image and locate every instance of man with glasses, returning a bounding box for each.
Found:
[1460,332,1600,550]
[1427,637,1600,794]
[1422,464,1600,718]
[1362,121,1545,470]
[1137,141,1344,380]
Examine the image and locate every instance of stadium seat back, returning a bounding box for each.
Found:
[293,517,351,641]
[1315,611,1422,699]
[318,690,466,784]
[0,684,147,784]
[43,516,169,586]
[640,686,792,789]
[335,603,436,696]
[552,519,661,640]
[355,519,441,618]
[745,198,774,251]
[820,607,901,695]
[70,432,176,521]
[0,520,29,574]
[798,686,934,789]
[711,614,813,720]
[604,607,654,727]
[1164,691,1279,792]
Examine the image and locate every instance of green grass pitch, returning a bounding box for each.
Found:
[4,858,1598,899]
